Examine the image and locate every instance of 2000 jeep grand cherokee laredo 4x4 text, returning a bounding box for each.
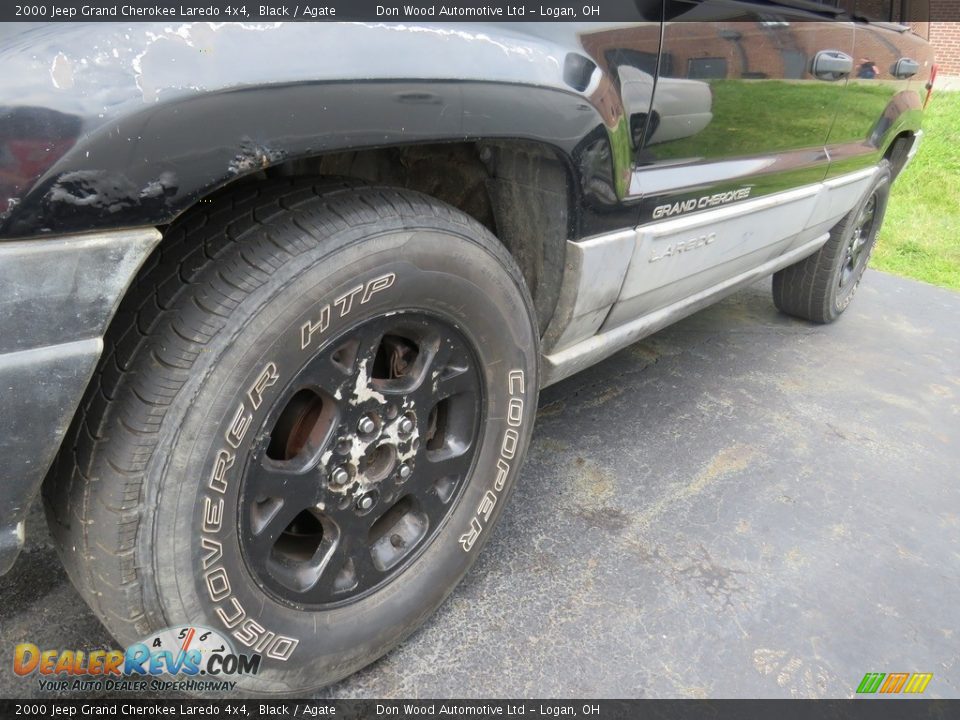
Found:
[0,2,935,693]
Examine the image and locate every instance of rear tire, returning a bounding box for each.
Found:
[44,180,539,693]
[772,160,892,323]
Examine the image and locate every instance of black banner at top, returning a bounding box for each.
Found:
[5,0,648,23]
[1,0,957,23]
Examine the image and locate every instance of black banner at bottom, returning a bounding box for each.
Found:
[0,699,956,720]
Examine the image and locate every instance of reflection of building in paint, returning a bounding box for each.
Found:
[619,67,713,145]
[916,6,960,75]
[857,0,960,76]
[657,22,912,82]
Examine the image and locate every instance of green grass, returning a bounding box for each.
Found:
[651,80,893,159]
[874,93,960,291]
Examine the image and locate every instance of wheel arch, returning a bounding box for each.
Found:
[127,136,575,338]
[883,129,918,180]
[0,22,618,243]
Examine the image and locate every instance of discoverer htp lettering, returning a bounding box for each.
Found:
[301,273,395,350]
[197,272,397,661]
[199,414,299,661]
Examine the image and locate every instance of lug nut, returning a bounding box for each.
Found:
[358,415,377,434]
[358,495,375,511]
[399,417,414,434]
[398,464,412,481]
[330,467,349,486]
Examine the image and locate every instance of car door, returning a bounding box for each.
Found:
[602,0,856,330]
[824,0,936,179]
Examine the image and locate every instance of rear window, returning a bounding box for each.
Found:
[811,0,930,22]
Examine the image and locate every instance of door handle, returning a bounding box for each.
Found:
[893,58,920,79]
[812,50,854,81]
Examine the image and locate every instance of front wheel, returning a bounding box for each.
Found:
[772,160,892,324]
[44,181,539,693]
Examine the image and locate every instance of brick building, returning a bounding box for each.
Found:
[913,2,959,76]
[842,2,959,77]
[927,22,960,75]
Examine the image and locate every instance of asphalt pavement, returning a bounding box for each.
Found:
[2,270,958,699]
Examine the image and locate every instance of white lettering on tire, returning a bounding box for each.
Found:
[301,273,395,350]
[196,273,397,661]
[459,369,525,553]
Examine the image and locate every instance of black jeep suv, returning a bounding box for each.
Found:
[0,2,935,692]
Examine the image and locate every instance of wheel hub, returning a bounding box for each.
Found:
[237,311,483,608]
[840,193,878,289]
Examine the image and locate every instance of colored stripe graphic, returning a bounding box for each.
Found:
[857,672,932,694]
[857,673,885,694]
[880,673,910,693]
[903,673,933,694]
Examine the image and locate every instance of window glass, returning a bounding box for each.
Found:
[854,1,894,21]
[687,57,728,79]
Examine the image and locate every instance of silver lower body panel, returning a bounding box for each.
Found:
[541,167,879,386]
[541,232,828,386]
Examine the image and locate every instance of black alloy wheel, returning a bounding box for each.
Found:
[838,193,879,293]
[772,159,892,324]
[239,312,483,607]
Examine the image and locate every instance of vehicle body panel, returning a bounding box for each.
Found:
[825,19,935,178]
[0,228,161,574]
[540,163,884,370]
[0,8,931,574]
[615,0,855,326]
[0,16,665,572]
[0,18,662,240]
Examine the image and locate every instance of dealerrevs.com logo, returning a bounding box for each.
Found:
[14,626,260,693]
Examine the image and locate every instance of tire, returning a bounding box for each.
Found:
[43,179,539,693]
[772,160,892,324]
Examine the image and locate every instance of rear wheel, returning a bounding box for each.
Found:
[772,160,892,323]
[44,180,539,693]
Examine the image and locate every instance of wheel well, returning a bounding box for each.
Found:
[884,131,915,179]
[158,140,572,335]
